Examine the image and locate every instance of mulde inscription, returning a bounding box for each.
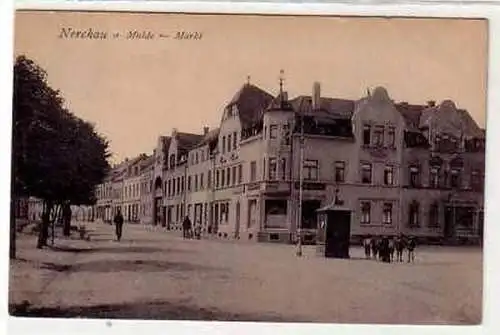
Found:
[58,27,203,40]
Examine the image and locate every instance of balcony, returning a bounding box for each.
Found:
[263,180,292,196]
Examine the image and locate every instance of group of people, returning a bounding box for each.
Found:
[362,235,417,263]
[182,216,201,240]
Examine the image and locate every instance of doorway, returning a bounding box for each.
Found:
[235,202,241,239]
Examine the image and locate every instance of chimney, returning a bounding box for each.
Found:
[172,128,178,137]
[203,126,209,135]
[312,82,321,110]
[427,100,436,107]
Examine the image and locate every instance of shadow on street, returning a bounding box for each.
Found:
[48,245,175,254]
[9,300,289,322]
[40,259,225,274]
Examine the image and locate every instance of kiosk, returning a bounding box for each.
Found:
[316,203,352,259]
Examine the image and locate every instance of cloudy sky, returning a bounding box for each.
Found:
[14,12,487,162]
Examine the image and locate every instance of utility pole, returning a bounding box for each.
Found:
[296,112,305,257]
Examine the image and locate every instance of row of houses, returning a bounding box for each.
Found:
[92,79,486,243]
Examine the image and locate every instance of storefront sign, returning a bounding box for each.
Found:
[294,182,326,190]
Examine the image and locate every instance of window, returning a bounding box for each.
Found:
[335,161,345,183]
[250,161,257,182]
[168,180,172,196]
[221,169,225,187]
[194,174,199,191]
[207,170,211,188]
[363,124,371,145]
[409,201,420,227]
[238,164,243,184]
[270,125,278,139]
[281,158,287,180]
[428,203,439,227]
[233,131,237,150]
[360,201,371,224]
[409,166,420,187]
[471,170,482,191]
[383,203,393,225]
[373,126,384,147]
[227,134,232,152]
[222,136,226,154]
[384,165,394,185]
[450,169,461,188]
[430,167,440,188]
[304,160,319,180]
[181,176,185,192]
[361,163,372,184]
[177,177,181,195]
[268,157,277,180]
[282,124,290,145]
[195,151,199,164]
[216,170,220,188]
[262,158,266,179]
[169,154,176,168]
[187,176,192,191]
[232,166,237,185]
[226,167,231,186]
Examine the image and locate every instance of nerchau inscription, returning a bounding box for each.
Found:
[58,27,204,41]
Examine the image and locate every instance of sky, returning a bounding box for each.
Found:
[14,12,488,163]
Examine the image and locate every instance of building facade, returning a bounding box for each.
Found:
[96,80,486,244]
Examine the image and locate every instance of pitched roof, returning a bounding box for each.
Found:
[289,96,355,119]
[176,132,204,150]
[394,103,426,131]
[195,128,220,147]
[228,83,274,129]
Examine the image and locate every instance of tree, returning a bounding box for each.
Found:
[12,55,111,252]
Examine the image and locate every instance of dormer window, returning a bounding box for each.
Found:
[388,127,396,147]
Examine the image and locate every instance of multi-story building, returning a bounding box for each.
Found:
[139,154,155,225]
[98,79,486,244]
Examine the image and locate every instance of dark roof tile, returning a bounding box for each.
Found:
[228,83,274,129]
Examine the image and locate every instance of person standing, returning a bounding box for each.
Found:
[407,236,417,263]
[363,235,372,259]
[113,208,124,241]
[182,216,192,239]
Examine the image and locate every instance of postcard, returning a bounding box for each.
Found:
[6,6,493,334]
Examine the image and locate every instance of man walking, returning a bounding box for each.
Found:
[182,216,192,239]
[113,208,124,241]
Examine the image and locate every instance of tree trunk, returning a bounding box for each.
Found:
[10,198,17,259]
[63,203,71,236]
[37,200,52,249]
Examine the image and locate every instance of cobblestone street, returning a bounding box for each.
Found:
[9,222,482,325]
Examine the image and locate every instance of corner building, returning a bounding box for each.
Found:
[147,81,485,244]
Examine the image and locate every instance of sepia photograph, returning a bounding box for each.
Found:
[8,10,487,326]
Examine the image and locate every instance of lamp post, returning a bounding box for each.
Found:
[296,111,305,257]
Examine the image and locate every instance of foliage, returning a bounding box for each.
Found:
[12,55,111,247]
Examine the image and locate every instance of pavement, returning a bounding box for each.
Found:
[9,221,483,324]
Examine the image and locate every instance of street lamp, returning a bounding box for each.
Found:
[296,110,305,257]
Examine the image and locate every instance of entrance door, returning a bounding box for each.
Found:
[444,206,454,238]
[167,207,172,229]
[325,210,351,258]
[214,203,219,234]
[235,202,241,238]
